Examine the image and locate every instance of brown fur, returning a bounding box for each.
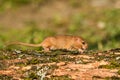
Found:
[7,35,88,53]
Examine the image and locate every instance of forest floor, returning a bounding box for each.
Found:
[0,48,120,80]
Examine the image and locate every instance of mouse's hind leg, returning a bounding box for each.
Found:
[42,46,52,52]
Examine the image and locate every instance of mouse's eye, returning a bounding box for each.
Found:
[82,41,85,45]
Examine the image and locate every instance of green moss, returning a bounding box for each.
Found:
[0,62,7,70]
[110,61,120,68]
[46,75,71,80]
[48,65,58,70]
[0,50,11,60]
[27,58,40,65]
[92,76,102,79]
[99,60,120,69]
[0,74,13,80]
[117,70,120,75]
[28,72,39,79]
[105,76,120,80]
[15,62,26,67]
[75,59,89,64]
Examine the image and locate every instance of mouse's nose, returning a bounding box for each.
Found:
[82,44,88,50]
[85,43,88,49]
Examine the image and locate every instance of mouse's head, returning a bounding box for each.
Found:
[74,37,88,52]
[81,40,88,50]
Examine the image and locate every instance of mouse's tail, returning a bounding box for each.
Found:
[6,41,41,47]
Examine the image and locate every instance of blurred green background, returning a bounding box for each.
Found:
[0,0,120,50]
